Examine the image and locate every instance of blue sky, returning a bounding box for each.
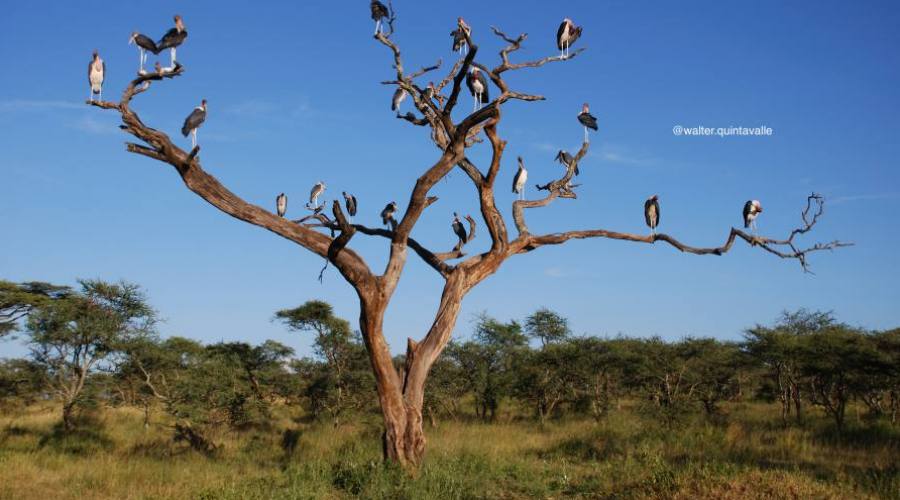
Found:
[2,1,898,359]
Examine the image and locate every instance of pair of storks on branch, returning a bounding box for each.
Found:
[129,15,187,73]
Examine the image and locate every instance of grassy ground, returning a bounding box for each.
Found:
[0,402,897,499]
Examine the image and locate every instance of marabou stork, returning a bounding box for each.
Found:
[342,191,358,218]
[452,212,468,245]
[308,181,326,209]
[556,18,583,59]
[381,201,398,228]
[512,156,528,200]
[88,50,105,102]
[451,17,471,54]
[371,1,390,35]
[644,195,660,236]
[577,103,598,143]
[181,99,206,148]
[555,150,579,176]
[157,15,187,69]
[128,32,158,74]
[466,67,489,111]
[276,193,288,217]
[391,87,407,112]
[743,200,763,233]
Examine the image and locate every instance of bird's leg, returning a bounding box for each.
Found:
[584,126,588,143]
[374,20,381,35]
[170,48,176,68]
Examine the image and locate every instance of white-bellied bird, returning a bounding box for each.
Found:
[512,156,528,200]
[743,200,763,233]
[451,17,471,54]
[181,99,206,148]
[88,50,105,102]
[452,212,468,245]
[342,191,358,218]
[371,1,389,35]
[391,88,407,112]
[157,15,187,69]
[555,150,578,176]
[556,18,582,58]
[308,182,326,209]
[466,67,489,111]
[381,201,398,227]
[577,103,598,143]
[276,193,287,217]
[644,195,660,236]
[128,32,158,74]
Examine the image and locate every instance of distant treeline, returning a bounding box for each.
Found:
[1,279,898,453]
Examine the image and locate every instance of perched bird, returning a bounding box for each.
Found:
[308,182,326,209]
[391,88,407,112]
[555,150,578,176]
[451,17,471,54]
[644,195,660,236]
[128,32,158,74]
[381,201,398,227]
[452,212,468,245]
[743,200,763,232]
[88,50,105,102]
[276,193,288,217]
[157,15,187,69]
[371,1,390,35]
[181,99,207,148]
[466,67,489,111]
[342,191,358,218]
[577,103,598,143]
[556,18,583,58]
[512,156,528,200]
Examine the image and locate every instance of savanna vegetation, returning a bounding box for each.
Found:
[1,279,898,499]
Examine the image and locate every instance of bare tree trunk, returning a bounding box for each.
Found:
[62,401,76,432]
[792,383,803,424]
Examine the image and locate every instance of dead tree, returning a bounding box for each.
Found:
[88,8,849,468]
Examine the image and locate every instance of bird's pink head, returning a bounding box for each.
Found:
[128,32,137,44]
[755,200,763,212]
[582,103,590,113]
[649,194,659,201]
[200,99,207,109]
[174,15,184,32]
[92,49,99,58]
[471,67,480,75]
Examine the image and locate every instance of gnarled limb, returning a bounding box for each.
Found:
[511,193,851,272]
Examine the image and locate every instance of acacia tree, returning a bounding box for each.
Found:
[87,6,848,467]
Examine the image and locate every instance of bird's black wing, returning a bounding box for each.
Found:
[136,34,158,54]
[478,73,490,103]
[465,72,476,96]
[453,220,468,243]
[181,108,205,136]
[348,196,358,216]
[579,112,598,130]
[512,169,522,193]
[87,59,91,85]
[654,200,660,227]
[743,200,753,228]
[569,26,583,46]
[158,28,187,50]
[556,21,567,50]
[391,88,404,111]
[451,29,464,51]
[370,1,389,20]
[101,61,106,83]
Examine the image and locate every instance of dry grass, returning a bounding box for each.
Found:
[0,402,897,499]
